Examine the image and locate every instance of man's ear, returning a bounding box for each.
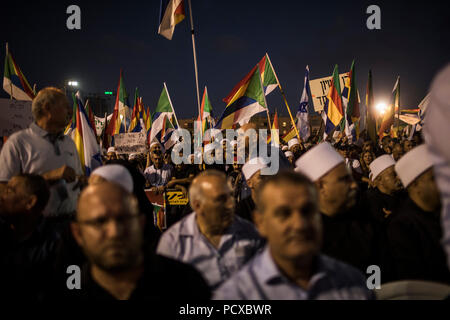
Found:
[70,222,83,247]
[253,210,267,238]
[190,199,201,213]
[25,195,38,211]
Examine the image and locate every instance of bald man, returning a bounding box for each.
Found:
[54,182,210,300]
[157,170,262,289]
[0,87,83,216]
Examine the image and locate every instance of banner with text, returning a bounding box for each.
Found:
[0,98,33,136]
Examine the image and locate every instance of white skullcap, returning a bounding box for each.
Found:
[395,145,434,188]
[288,138,300,149]
[221,139,230,144]
[295,142,344,181]
[107,147,115,153]
[369,155,396,181]
[128,153,139,161]
[91,164,133,193]
[188,154,195,161]
[230,140,238,147]
[282,145,288,151]
[284,151,294,158]
[242,157,269,180]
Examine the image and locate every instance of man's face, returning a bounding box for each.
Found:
[49,97,71,132]
[413,169,441,212]
[197,176,235,233]
[290,144,300,156]
[255,183,322,261]
[247,171,265,194]
[392,144,404,161]
[403,140,414,153]
[0,177,34,218]
[318,163,358,213]
[376,166,403,195]
[72,185,144,272]
[106,152,117,161]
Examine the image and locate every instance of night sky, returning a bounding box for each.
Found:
[2,0,449,118]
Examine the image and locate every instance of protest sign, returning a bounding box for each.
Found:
[0,98,33,136]
[309,73,349,112]
[166,190,189,205]
[114,132,147,154]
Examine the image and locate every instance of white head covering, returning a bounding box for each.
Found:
[282,145,289,151]
[284,151,294,158]
[242,157,269,180]
[230,140,238,147]
[128,153,139,161]
[295,142,344,181]
[369,155,396,181]
[288,138,300,149]
[395,145,434,188]
[91,164,133,193]
[107,147,115,153]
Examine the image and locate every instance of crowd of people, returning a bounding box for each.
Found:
[0,86,449,300]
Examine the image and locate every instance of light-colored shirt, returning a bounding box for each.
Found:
[214,246,374,300]
[156,212,263,289]
[144,164,172,187]
[0,123,83,216]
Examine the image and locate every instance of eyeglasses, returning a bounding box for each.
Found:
[77,214,141,229]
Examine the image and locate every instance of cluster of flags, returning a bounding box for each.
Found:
[65,92,102,176]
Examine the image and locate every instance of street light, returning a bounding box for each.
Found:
[68,81,78,87]
[376,102,388,115]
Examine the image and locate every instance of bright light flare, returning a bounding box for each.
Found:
[68,81,78,87]
[376,102,388,115]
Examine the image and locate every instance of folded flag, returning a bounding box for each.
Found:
[296,65,311,142]
[158,0,186,40]
[3,43,35,101]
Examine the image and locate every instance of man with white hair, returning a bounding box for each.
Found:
[0,87,83,216]
[144,142,172,192]
[156,170,262,289]
[385,145,450,283]
[295,142,373,272]
[235,157,268,223]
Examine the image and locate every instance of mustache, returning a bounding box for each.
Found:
[285,229,317,242]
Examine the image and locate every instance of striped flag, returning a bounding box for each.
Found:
[3,43,35,101]
[104,71,125,147]
[322,65,344,138]
[296,65,311,142]
[342,60,360,143]
[215,63,267,129]
[200,86,214,132]
[129,88,144,133]
[158,0,185,40]
[260,53,279,95]
[150,83,178,144]
[379,76,400,138]
[84,99,96,133]
[71,92,102,176]
[281,125,297,144]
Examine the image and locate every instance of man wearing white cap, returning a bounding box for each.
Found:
[105,147,118,162]
[363,155,404,225]
[288,138,303,160]
[157,170,262,289]
[385,145,450,283]
[295,142,373,272]
[235,157,268,223]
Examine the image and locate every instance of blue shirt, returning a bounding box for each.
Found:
[156,212,263,289]
[143,164,172,187]
[214,246,375,300]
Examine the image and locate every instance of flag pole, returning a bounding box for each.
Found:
[187,0,202,130]
[265,53,301,142]
[164,82,180,128]
[6,43,13,100]
[396,76,401,138]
